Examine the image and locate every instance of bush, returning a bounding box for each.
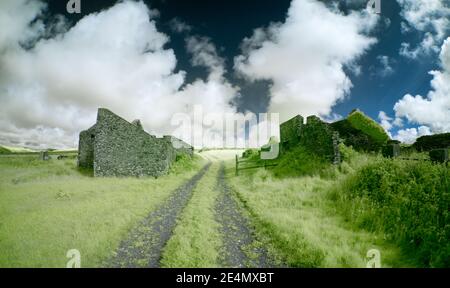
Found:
[169,154,199,175]
[337,159,450,267]
[339,143,363,162]
[272,146,329,178]
[346,110,389,144]
[242,149,259,159]
[413,133,450,151]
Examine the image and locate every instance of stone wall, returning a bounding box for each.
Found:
[299,116,337,163]
[279,114,340,164]
[280,115,304,151]
[429,148,449,163]
[78,126,95,168]
[78,108,193,177]
[382,143,401,158]
[330,119,381,152]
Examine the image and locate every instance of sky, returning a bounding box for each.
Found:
[0,0,449,148]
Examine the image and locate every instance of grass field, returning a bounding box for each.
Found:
[0,147,447,267]
[0,154,204,267]
[226,163,409,267]
[227,144,449,267]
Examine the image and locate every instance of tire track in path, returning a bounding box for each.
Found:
[215,163,273,267]
[107,162,211,267]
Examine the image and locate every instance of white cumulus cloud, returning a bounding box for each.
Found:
[0,0,242,149]
[394,126,432,144]
[234,0,378,122]
[398,0,450,58]
[378,111,393,132]
[394,37,450,134]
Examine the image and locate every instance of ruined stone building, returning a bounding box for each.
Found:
[280,115,341,164]
[78,108,193,177]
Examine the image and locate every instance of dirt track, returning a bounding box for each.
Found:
[107,150,273,268]
[107,163,211,267]
[215,163,273,267]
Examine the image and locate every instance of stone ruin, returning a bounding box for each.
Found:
[280,115,341,164]
[382,141,401,158]
[78,108,193,177]
[280,113,448,165]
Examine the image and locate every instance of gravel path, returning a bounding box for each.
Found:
[215,163,273,267]
[107,163,211,267]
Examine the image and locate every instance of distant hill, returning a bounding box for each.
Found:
[0,146,11,154]
[0,145,37,154]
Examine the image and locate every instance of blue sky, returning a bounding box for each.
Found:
[0,0,448,148]
[334,0,443,134]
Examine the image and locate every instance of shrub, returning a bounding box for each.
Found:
[337,159,450,267]
[272,146,329,178]
[242,149,259,159]
[169,154,199,175]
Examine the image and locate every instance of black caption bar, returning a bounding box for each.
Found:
[1,268,447,287]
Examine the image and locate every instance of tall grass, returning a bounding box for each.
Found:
[226,144,450,267]
[330,158,449,267]
[272,146,329,178]
[226,157,408,267]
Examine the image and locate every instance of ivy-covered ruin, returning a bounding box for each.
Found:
[280,115,340,164]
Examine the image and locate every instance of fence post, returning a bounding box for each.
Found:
[235,154,239,176]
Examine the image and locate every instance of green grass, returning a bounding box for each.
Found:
[347,110,389,144]
[1,147,446,268]
[160,163,222,267]
[226,147,417,267]
[0,154,204,267]
[271,146,330,178]
[330,158,449,267]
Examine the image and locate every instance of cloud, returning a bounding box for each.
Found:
[0,0,240,149]
[169,18,192,33]
[397,0,450,58]
[0,0,46,51]
[378,111,393,132]
[234,0,378,122]
[399,33,442,58]
[393,37,450,133]
[394,126,432,144]
[186,36,226,80]
[376,55,394,77]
